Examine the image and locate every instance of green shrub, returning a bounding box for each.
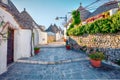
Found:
[67,11,120,36]
[69,23,74,29]
[34,47,40,50]
[115,59,120,65]
[72,10,81,25]
[89,52,105,60]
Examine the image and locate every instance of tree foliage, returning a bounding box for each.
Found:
[67,10,81,36]
[72,10,81,25]
[67,11,120,36]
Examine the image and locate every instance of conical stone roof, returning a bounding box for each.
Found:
[77,3,91,21]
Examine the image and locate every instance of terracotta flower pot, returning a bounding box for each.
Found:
[66,45,70,50]
[64,39,67,42]
[34,49,40,55]
[90,59,101,67]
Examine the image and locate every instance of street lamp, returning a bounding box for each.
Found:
[55,15,67,24]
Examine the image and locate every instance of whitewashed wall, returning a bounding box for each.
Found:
[0,7,19,74]
[14,29,32,61]
[1,0,8,5]
[64,27,67,39]
[39,31,47,44]
[32,22,40,46]
[109,8,118,16]
[33,29,39,46]
[56,32,63,41]
[64,23,70,39]
[56,32,60,41]
[0,8,19,29]
[0,40,7,74]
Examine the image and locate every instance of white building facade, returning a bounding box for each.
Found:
[0,3,34,74]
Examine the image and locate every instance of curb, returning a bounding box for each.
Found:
[17,58,89,65]
[102,60,120,70]
[40,46,65,48]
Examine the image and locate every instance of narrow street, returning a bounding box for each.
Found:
[0,0,120,80]
[0,41,120,80]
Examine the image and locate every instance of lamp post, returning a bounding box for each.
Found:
[55,15,68,42]
[55,15,67,23]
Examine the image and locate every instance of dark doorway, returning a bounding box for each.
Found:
[7,28,14,66]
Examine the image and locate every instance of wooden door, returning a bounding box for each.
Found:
[7,28,14,65]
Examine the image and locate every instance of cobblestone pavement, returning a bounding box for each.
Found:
[39,39,65,48]
[0,61,120,80]
[0,42,120,80]
[20,47,87,62]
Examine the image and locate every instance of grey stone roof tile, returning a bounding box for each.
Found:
[77,5,91,21]
[88,1,119,18]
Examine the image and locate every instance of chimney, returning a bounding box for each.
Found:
[24,8,26,11]
[80,3,82,7]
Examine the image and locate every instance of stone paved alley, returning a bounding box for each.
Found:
[1,0,120,80]
[0,42,120,80]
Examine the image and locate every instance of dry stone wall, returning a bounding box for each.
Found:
[69,33,120,61]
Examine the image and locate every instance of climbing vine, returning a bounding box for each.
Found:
[67,10,81,36]
[0,20,10,45]
[72,10,81,25]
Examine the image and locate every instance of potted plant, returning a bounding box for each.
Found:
[66,44,71,50]
[34,47,40,55]
[64,38,67,42]
[88,52,105,67]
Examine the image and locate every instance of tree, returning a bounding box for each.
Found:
[72,10,81,25]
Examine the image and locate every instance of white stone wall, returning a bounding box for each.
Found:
[0,8,19,29]
[14,29,32,61]
[64,27,67,39]
[33,29,39,46]
[39,31,47,44]
[0,40,7,74]
[1,0,8,5]
[0,7,19,74]
[56,32,63,41]
[56,33,60,41]
[64,23,70,39]
[109,8,118,16]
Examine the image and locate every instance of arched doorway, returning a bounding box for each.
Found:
[7,28,14,66]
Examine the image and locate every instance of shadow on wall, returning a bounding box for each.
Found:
[69,37,120,62]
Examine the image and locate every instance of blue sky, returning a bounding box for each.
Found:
[11,0,110,29]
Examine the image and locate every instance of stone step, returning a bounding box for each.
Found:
[17,57,89,65]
